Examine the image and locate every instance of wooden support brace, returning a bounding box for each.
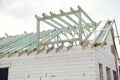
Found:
[0,53,8,58]
[56,43,64,52]
[67,42,73,51]
[37,47,45,55]
[91,42,106,48]
[27,50,33,56]
[18,50,27,57]
[46,45,54,54]
[100,43,104,48]
[82,40,89,49]
[100,42,107,48]
[8,50,19,57]
[26,47,37,55]
[67,45,72,51]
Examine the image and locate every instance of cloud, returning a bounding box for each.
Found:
[0,0,120,37]
[0,0,120,56]
[0,12,35,37]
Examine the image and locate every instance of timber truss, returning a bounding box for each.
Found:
[35,6,96,52]
[0,6,119,58]
[35,6,119,53]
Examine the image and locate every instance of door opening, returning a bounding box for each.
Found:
[106,67,111,80]
[113,71,116,80]
[99,63,103,80]
[0,68,8,80]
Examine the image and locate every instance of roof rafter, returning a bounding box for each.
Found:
[0,5,118,58]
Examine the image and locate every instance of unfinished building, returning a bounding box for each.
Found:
[0,6,119,80]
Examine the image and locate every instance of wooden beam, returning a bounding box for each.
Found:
[35,10,79,21]
[37,47,45,55]
[56,43,64,52]
[67,42,73,51]
[78,6,95,23]
[46,45,54,53]
[82,21,101,45]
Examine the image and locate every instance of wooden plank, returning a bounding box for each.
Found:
[67,42,73,51]
[35,10,79,21]
[46,45,54,54]
[55,43,64,52]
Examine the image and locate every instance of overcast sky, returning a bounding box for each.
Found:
[0,0,120,54]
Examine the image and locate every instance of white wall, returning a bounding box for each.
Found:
[94,31,116,80]
[95,46,116,80]
[0,44,116,80]
[0,46,97,80]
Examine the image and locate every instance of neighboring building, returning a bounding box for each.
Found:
[0,6,119,80]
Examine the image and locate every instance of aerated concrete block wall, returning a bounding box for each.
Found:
[0,46,97,80]
[0,45,116,80]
